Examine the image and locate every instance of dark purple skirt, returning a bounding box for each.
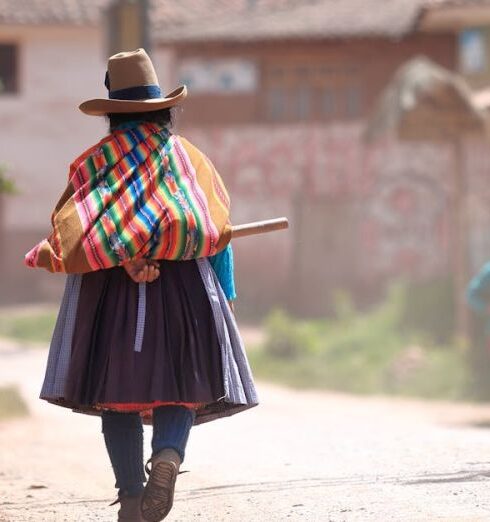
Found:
[63,260,224,408]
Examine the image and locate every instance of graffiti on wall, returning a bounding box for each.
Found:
[362,142,453,279]
[185,124,490,287]
[188,125,365,198]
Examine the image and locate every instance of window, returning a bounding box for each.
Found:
[323,87,336,117]
[346,86,362,118]
[295,86,311,120]
[264,61,364,122]
[267,87,287,121]
[459,29,487,75]
[178,58,258,94]
[0,44,18,94]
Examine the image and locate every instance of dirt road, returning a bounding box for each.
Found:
[2,341,490,521]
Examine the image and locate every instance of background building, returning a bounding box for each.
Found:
[2,0,490,318]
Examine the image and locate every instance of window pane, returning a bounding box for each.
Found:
[0,44,17,94]
[323,87,336,117]
[267,87,286,121]
[459,29,487,74]
[346,86,362,118]
[296,86,310,120]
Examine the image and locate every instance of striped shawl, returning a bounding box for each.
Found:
[25,123,231,273]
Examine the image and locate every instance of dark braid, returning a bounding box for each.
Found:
[107,108,173,133]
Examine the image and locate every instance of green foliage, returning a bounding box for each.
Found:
[253,282,469,399]
[0,309,57,344]
[386,347,468,400]
[264,309,322,358]
[401,276,456,344]
[0,164,16,195]
[0,386,29,419]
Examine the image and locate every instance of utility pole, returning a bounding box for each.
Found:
[106,0,151,57]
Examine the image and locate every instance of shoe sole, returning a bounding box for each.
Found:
[141,461,178,521]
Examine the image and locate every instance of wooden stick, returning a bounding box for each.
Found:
[231,217,289,238]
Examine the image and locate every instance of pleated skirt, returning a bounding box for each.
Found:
[40,258,258,425]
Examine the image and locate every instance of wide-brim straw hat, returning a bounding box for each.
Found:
[79,48,187,116]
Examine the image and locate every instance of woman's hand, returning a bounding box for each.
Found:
[123,259,160,283]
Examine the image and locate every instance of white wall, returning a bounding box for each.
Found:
[0,25,174,232]
[0,26,106,230]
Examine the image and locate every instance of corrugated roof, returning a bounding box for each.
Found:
[0,0,297,27]
[429,0,490,6]
[152,0,490,42]
[0,0,110,26]
[2,0,490,39]
[154,0,430,43]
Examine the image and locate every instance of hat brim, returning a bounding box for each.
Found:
[79,85,187,116]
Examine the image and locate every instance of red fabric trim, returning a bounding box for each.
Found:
[96,401,203,413]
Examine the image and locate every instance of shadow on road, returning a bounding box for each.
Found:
[402,468,490,486]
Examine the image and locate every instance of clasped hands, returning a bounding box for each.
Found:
[123,257,235,312]
[123,258,160,283]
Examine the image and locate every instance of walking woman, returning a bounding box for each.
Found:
[25,49,258,521]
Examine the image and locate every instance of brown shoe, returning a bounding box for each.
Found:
[113,492,144,522]
[141,449,181,521]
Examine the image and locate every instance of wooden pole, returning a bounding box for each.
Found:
[231,217,289,238]
[107,0,151,57]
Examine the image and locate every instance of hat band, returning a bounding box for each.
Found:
[109,84,163,101]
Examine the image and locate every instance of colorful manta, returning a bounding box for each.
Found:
[25,123,231,273]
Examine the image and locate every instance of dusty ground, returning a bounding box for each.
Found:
[3,340,490,521]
